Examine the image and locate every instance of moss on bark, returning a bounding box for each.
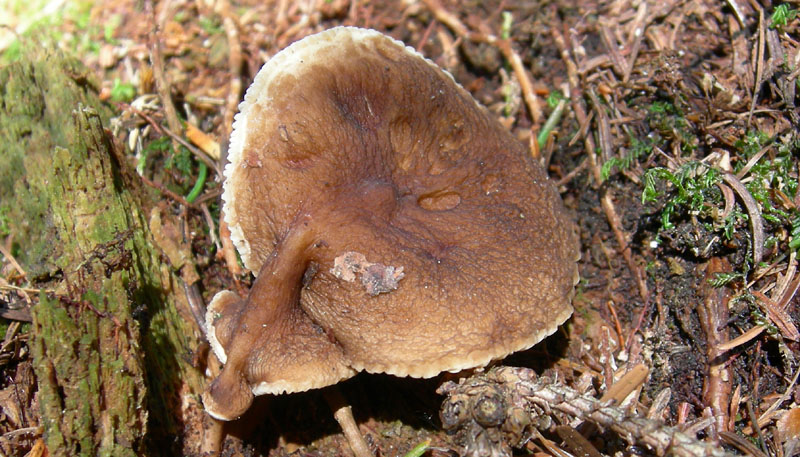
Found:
[1,47,207,456]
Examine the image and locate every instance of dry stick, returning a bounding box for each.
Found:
[0,426,41,440]
[587,89,613,163]
[200,203,222,252]
[696,257,732,440]
[719,431,769,457]
[274,0,290,37]
[747,398,769,456]
[735,143,772,180]
[551,26,604,186]
[415,19,437,52]
[726,0,747,27]
[139,174,192,207]
[147,1,219,175]
[600,25,627,77]
[622,1,647,83]
[443,369,735,457]
[0,307,31,322]
[717,182,735,219]
[535,429,576,457]
[720,173,764,267]
[218,0,242,144]
[758,365,800,429]
[647,387,672,420]
[421,0,468,38]
[0,243,26,279]
[324,388,373,457]
[421,0,542,125]
[554,426,603,457]
[1,320,20,347]
[747,8,765,127]
[496,39,542,126]
[775,266,800,311]
[604,300,627,349]
[755,288,800,337]
[216,0,244,278]
[149,0,182,140]
[717,324,766,352]
[728,385,742,432]
[161,124,219,173]
[554,157,588,187]
[182,280,207,335]
[601,192,650,304]
[0,283,43,296]
[534,386,731,457]
[600,363,648,404]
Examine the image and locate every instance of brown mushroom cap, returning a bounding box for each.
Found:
[203,27,580,421]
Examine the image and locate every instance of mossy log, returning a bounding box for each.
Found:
[0,49,208,455]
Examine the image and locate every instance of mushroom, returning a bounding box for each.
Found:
[203,27,579,424]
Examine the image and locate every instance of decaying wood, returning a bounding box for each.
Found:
[0,48,208,456]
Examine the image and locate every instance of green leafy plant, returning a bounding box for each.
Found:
[166,146,194,178]
[501,11,513,40]
[770,4,798,29]
[110,78,136,103]
[710,271,745,288]
[546,90,565,109]
[602,136,653,180]
[144,136,171,155]
[403,440,431,457]
[643,129,799,274]
[734,132,798,226]
[198,16,223,35]
[185,162,208,203]
[733,130,769,157]
[642,162,722,231]
[537,90,567,149]
[103,14,122,44]
[790,215,800,251]
[647,101,697,153]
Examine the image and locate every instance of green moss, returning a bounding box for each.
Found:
[601,136,653,180]
[4,48,205,456]
[642,161,723,231]
[0,50,110,277]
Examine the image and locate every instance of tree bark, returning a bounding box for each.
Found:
[0,48,208,456]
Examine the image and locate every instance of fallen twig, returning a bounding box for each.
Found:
[147,0,183,140]
[219,0,243,146]
[439,366,736,457]
[720,172,764,267]
[747,8,765,127]
[697,257,732,438]
[551,26,603,186]
[421,0,542,124]
[138,173,192,207]
[0,243,26,279]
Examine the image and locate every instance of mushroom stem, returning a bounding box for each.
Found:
[204,223,315,420]
[324,387,374,457]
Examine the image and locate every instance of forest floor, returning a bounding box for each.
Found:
[1,0,800,456]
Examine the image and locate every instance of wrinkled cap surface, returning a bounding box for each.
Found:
[203,26,580,421]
